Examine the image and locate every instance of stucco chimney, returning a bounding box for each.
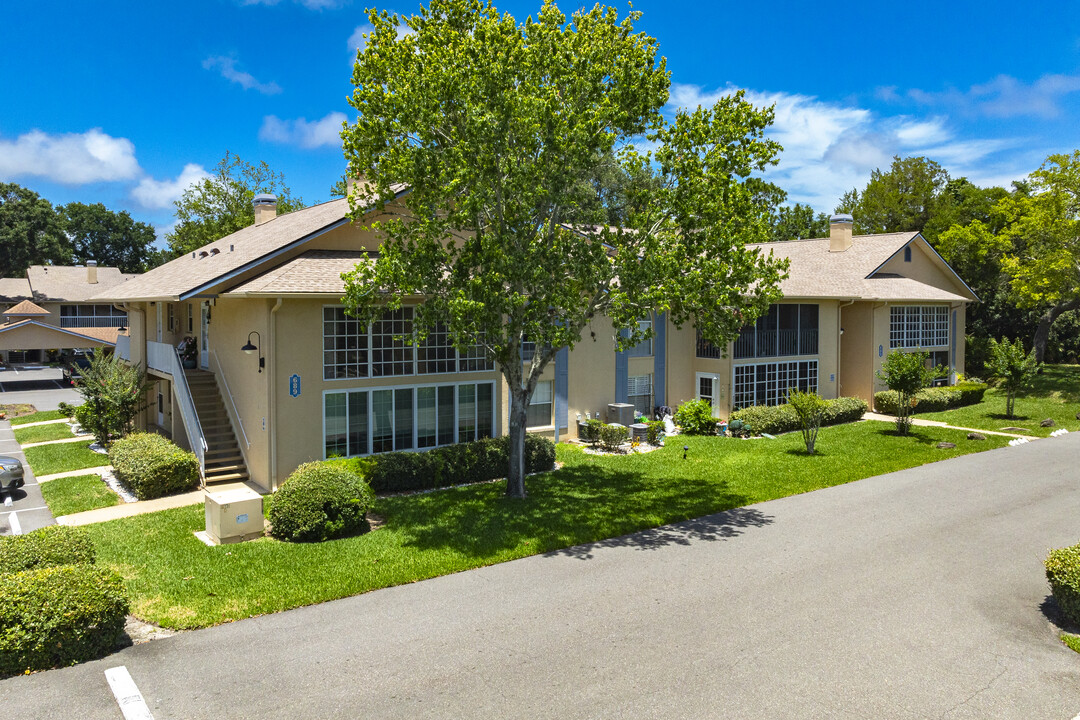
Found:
[829,214,854,252]
[253,194,278,225]
[346,175,372,199]
[86,260,98,284]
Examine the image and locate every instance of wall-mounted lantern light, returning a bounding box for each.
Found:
[241,331,264,373]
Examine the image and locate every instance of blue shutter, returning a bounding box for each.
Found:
[554,346,569,430]
[653,312,666,407]
[614,329,628,404]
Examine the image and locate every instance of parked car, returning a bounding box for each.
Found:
[63,355,93,386]
[0,456,25,493]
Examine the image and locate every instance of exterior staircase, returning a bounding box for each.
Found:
[184,370,249,486]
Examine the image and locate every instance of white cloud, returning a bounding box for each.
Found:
[666,83,1028,212]
[0,128,141,184]
[242,0,343,9]
[202,56,282,95]
[903,73,1080,119]
[348,18,413,60]
[259,111,348,149]
[131,163,211,209]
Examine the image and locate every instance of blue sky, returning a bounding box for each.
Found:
[3,0,1080,243]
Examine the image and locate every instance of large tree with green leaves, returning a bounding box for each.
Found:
[341,0,788,498]
[0,183,69,277]
[59,202,159,273]
[166,152,304,257]
[767,202,829,242]
[835,156,950,237]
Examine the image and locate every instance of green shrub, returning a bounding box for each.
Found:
[1046,543,1080,627]
[599,423,628,452]
[874,383,988,416]
[269,462,375,542]
[0,564,129,676]
[727,418,752,437]
[367,435,556,494]
[580,419,604,446]
[730,396,868,436]
[109,433,199,500]
[0,525,95,574]
[646,420,665,445]
[787,388,827,454]
[954,382,988,406]
[673,399,717,436]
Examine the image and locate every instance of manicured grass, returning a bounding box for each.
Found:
[87,421,1009,630]
[1062,633,1080,655]
[8,409,66,426]
[40,473,121,517]
[919,365,1080,437]
[14,422,75,445]
[23,442,109,476]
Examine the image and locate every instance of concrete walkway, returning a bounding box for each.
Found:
[36,466,113,483]
[20,435,93,449]
[863,411,1042,439]
[11,418,69,428]
[56,490,205,526]
[4,435,1079,718]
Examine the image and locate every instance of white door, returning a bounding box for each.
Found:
[156,303,163,343]
[157,385,165,427]
[199,302,210,369]
[695,372,722,419]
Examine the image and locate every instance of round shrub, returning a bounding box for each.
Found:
[599,423,628,452]
[0,564,129,676]
[269,462,375,542]
[0,525,95,574]
[673,399,717,436]
[1046,543,1080,626]
[109,432,199,500]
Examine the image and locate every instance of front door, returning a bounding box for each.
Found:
[695,372,722,418]
[199,302,210,369]
[157,385,165,427]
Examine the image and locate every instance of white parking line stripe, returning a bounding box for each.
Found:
[105,666,155,720]
[0,506,47,514]
[9,511,21,535]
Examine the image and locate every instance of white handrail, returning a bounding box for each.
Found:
[209,349,250,449]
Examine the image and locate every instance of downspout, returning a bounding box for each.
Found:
[837,299,855,397]
[268,297,283,491]
[872,302,887,397]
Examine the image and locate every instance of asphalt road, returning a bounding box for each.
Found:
[0,418,54,536]
[3,433,1080,719]
[0,366,81,410]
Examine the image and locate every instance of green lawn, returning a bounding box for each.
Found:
[8,409,67,426]
[87,421,1009,630]
[40,473,121,517]
[1062,633,1080,655]
[13,422,75,445]
[23,441,109,476]
[919,364,1080,437]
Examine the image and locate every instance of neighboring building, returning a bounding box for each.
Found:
[0,263,136,364]
[95,194,975,494]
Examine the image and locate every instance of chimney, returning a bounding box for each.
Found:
[87,260,98,284]
[346,175,371,199]
[253,194,278,225]
[829,214,853,252]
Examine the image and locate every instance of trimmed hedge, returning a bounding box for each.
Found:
[673,399,718,436]
[599,423,628,452]
[109,432,200,500]
[0,565,129,676]
[1046,543,1080,626]
[269,462,375,543]
[873,382,988,415]
[368,435,556,494]
[729,396,868,436]
[0,525,95,574]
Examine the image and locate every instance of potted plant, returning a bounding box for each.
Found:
[178,336,198,369]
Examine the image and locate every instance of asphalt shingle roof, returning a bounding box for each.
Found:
[26,265,136,302]
[226,250,371,296]
[3,300,51,316]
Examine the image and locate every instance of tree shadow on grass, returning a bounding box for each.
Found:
[873,427,937,445]
[383,464,772,561]
[987,413,1030,422]
[784,448,828,457]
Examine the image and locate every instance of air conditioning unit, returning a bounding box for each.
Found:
[607,403,636,426]
[204,486,264,545]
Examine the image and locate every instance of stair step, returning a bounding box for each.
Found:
[205,455,244,466]
[205,471,249,483]
[205,463,246,474]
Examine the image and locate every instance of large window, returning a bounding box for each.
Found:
[696,329,723,359]
[732,360,818,409]
[59,304,127,328]
[527,380,552,428]
[323,306,494,380]
[889,306,949,349]
[626,318,653,358]
[733,304,819,359]
[628,374,652,416]
[325,381,495,457]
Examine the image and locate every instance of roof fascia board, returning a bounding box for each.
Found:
[178,188,410,302]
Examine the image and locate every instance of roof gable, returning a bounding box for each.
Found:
[3,300,50,316]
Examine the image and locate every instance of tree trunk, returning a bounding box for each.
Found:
[1032,298,1080,364]
[505,389,529,499]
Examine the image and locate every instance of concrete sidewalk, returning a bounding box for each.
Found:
[862,411,1042,439]
[55,490,205,526]
[3,434,1079,718]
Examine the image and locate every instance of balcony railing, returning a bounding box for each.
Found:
[734,328,819,359]
[60,317,127,328]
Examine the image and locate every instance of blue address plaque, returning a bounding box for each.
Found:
[289,373,301,398]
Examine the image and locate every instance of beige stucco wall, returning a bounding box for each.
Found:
[839,302,875,401]
[0,323,111,351]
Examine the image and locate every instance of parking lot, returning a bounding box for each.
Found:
[0,420,53,536]
[0,366,81,410]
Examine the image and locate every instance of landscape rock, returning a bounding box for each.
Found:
[1075,412,1080,421]
[1041,418,1056,428]
[967,432,986,441]
[936,441,957,449]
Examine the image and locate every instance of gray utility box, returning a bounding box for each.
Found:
[607,403,636,426]
[205,486,264,545]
